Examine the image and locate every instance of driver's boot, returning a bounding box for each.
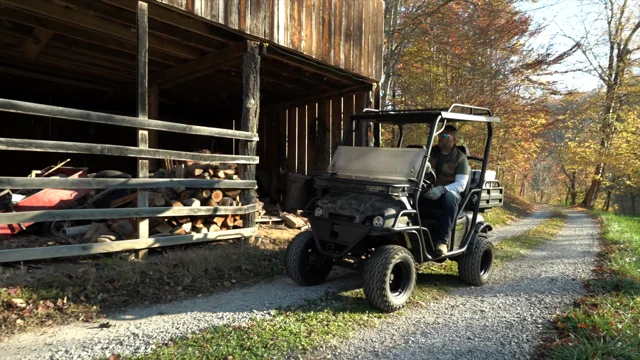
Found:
[435,243,448,257]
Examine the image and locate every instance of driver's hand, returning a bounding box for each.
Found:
[424,185,446,200]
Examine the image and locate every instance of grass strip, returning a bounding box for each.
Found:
[544,211,640,360]
[493,209,566,266]
[135,211,567,360]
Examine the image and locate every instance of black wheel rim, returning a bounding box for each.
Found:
[480,249,492,276]
[389,261,410,297]
[305,247,327,271]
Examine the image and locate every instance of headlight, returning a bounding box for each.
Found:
[314,207,323,217]
[372,216,384,227]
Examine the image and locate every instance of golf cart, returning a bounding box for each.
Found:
[285,104,504,312]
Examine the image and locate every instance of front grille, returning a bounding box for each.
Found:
[328,213,356,223]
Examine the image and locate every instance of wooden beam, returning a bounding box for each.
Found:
[307,103,317,175]
[2,47,133,82]
[48,37,166,72]
[148,85,160,171]
[103,0,242,45]
[0,204,259,224]
[0,10,182,65]
[265,83,374,112]
[137,1,150,255]
[0,98,259,140]
[316,100,331,173]
[40,46,140,74]
[287,107,297,172]
[259,66,321,94]
[55,0,225,52]
[0,177,257,190]
[0,228,256,263]
[239,41,261,229]
[1,0,203,59]
[152,41,248,88]
[21,27,53,59]
[0,138,260,163]
[260,57,340,90]
[264,50,369,85]
[343,94,355,146]
[0,66,113,91]
[297,105,307,174]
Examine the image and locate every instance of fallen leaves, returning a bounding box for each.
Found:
[8,298,26,308]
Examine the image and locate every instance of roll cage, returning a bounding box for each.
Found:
[338,104,501,260]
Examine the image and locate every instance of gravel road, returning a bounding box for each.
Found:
[0,207,592,360]
[313,209,599,360]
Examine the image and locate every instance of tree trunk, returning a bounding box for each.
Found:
[580,163,604,208]
[629,185,636,216]
[603,190,612,211]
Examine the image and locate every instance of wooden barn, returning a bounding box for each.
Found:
[0,0,384,262]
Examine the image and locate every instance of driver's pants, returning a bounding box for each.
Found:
[421,191,461,245]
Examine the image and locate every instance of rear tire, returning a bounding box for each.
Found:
[285,231,333,286]
[363,245,416,312]
[458,234,494,286]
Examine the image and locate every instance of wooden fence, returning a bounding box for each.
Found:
[0,2,259,263]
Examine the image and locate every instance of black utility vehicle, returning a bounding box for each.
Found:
[285,104,504,311]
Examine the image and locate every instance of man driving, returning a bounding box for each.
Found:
[422,125,470,256]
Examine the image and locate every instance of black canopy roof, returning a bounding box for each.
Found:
[350,104,500,124]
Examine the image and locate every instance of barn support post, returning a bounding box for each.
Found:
[136,1,149,260]
[373,85,381,147]
[148,85,160,171]
[239,41,261,234]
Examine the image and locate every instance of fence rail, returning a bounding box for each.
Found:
[0,138,259,163]
[0,178,256,190]
[0,204,258,224]
[0,2,260,263]
[0,98,259,141]
[0,229,256,263]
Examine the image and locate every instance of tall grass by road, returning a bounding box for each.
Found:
[545,212,640,360]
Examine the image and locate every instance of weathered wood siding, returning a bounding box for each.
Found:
[257,89,374,177]
[153,0,384,81]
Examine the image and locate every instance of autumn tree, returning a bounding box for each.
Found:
[386,0,571,195]
[562,0,640,208]
[546,92,603,205]
[381,0,455,109]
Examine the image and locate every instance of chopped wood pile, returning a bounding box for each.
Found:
[100,162,263,239]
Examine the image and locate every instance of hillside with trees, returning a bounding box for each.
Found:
[382,0,639,214]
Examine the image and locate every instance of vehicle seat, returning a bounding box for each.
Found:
[407,145,426,149]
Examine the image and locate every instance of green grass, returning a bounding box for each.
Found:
[134,295,385,360]
[135,211,567,360]
[545,212,640,360]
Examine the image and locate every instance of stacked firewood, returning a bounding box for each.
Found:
[147,162,261,236]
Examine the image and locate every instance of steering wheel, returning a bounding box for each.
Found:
[422,169,437,189]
